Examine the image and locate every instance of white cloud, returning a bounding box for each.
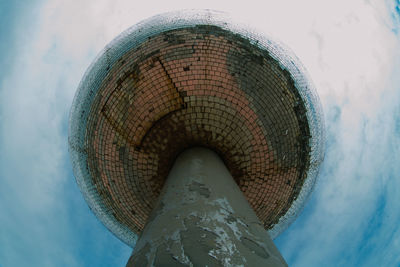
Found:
[1,0,399,266]
[0,0,131,266]
[274,1,400,266]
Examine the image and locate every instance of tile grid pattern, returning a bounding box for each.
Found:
[69,10,325,247]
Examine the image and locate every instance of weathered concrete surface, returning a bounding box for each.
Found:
[127,147,287,266]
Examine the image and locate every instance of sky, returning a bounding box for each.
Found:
[0,0,399,266]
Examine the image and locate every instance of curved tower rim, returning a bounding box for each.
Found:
[68,9,325,247]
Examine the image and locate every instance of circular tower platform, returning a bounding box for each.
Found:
[69,10,325,248]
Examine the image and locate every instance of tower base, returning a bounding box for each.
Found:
[127,147,287,266]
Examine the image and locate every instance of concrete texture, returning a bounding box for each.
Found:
[127,147,287,267]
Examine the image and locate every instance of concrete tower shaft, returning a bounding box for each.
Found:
[127,148,287,266]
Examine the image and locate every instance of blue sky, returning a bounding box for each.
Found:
[0,0,399,266]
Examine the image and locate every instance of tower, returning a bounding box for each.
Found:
[69,10,325,266]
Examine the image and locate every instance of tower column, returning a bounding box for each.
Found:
[127,147,287,266]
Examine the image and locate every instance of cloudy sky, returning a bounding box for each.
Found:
[1,0,400,266]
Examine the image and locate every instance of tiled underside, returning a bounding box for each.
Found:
[85,25,310,234]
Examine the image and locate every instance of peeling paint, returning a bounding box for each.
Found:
[188,181,210,198]
[127,148,287,266]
